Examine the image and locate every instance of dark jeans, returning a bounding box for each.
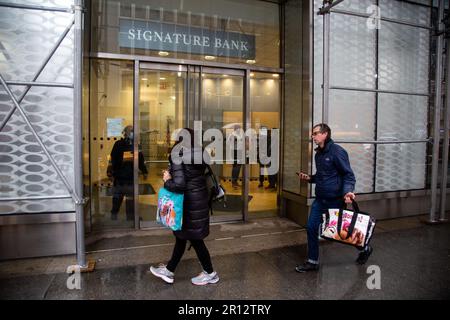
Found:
[232,163,242,184]
[166,237,214,274]
[307,198,367,263]
[259,164,277,187]
[306,198,344,263]
[111,179,134,220]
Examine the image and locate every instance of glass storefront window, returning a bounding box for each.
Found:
[90,0,280,68]
[249,72,280,217]
[89,59,135,229]
[282,0,302,196]
[201,70,245,219]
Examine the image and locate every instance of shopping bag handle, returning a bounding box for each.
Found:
[342,198,360,212]
[337,199,359,240]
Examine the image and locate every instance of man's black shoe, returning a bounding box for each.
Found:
[295,262,319,273]
[356,245,373,265]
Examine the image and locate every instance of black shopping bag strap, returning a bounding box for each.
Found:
[337,199,360,240]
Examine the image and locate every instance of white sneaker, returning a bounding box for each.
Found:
[149,264,174,284]
[191,271,220,286]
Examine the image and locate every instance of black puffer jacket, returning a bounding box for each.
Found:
[164,148,209,240]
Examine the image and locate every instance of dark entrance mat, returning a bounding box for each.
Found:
[213,194,253,212]
[101,183,156,196]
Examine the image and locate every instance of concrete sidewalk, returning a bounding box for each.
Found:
[1,215,449,299]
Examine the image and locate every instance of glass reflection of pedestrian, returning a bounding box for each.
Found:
[109,125,148,221]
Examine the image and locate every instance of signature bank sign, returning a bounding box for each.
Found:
[119,18,255,59]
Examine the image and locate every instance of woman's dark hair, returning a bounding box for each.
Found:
[173,128,196,149]
[171,128,206,165]
[313,123,332,141]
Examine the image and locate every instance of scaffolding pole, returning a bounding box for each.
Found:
[318,0,345,123]
[429,0,445,224]
[319,0,334,123]
[69,0,95,272]
[439,9,450,223]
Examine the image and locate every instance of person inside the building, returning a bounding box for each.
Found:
[257,127,278,190]
[226,124,244,189]
[149,128,219,285]
[109,125,148,221]
[295,123,373,272]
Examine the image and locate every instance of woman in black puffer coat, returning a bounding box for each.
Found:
[150,128,219,286]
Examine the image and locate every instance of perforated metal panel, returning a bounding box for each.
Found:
[313,0,430,195]
[376,143,427,191]
[379,22,430,93]
[0,1,76,214]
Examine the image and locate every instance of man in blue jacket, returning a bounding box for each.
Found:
[296,123,373,272]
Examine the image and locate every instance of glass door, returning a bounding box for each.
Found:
[137,64,246,228]
[248,72,281,218]
[138,64,187,228]
[201,68,245,222]
[89,59,136,230]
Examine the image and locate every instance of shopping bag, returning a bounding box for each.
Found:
[156,188,184,231]
[320,200,376,250]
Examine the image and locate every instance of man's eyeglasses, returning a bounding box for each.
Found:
[311,131,322,137]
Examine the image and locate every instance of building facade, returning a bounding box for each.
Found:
[0,0,449,261]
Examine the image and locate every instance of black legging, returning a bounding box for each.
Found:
[166,237,213,274]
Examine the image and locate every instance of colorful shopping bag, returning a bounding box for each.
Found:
[156,188,184,231]
[320,200,376,250]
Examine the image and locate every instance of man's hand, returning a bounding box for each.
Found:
[344,192,355,204]
[298,172,311,181]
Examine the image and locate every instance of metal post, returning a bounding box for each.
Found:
[243,69,251,222]
[429,0,445,224]
[133,60,140,230]
[322,0,331,123]
[440,27,450,222]
[73,0,87,268]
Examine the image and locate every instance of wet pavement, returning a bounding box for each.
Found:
[1,216,450,300]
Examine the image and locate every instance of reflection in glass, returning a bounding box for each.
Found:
[89,59,135,229]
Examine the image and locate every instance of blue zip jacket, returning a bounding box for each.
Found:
[310,139,356,199]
